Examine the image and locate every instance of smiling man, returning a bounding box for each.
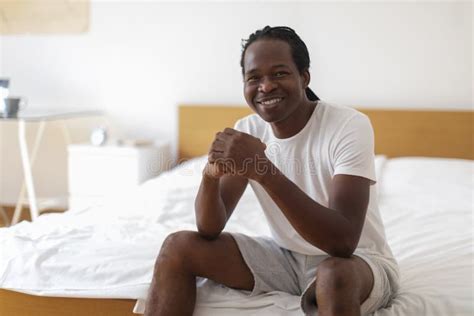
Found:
[145,26,400,316]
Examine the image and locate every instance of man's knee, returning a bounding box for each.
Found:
[155,230,201,272]
[316,257,358,293]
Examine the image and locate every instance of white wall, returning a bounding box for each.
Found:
[0,35,2,74]
[0,35,4,206]
[0,1,472,206]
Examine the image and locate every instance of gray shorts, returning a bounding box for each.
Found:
[230,233,400,316]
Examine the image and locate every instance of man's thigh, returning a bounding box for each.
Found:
[229,233,301,296]
[158,230,254,291]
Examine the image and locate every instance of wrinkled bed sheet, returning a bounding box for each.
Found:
[0,157,472,315]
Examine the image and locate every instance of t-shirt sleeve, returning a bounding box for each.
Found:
[233,118,245,132]
[332,113,376,184]
[233,116,253,134]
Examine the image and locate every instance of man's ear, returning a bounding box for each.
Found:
[302,69,311,88]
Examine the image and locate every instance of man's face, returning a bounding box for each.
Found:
[243,39,310,123]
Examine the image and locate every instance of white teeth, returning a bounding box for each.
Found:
[261,98,281,105]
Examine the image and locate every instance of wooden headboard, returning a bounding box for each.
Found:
[178,105,473,160]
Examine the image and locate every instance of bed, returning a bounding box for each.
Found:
[0,105,472,316]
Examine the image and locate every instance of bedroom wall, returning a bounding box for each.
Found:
[0,1,472,206]
[0,36,3,206]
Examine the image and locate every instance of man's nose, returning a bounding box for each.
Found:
[258,77,277,93]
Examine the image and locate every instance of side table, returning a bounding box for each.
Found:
[1,110,103,225]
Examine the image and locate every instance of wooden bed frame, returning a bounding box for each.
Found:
[1,105,472,316]
[178,105,473,160]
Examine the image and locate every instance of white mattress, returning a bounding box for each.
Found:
[0,156,472,315]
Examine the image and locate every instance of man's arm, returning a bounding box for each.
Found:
[209,127,371,258]
[194,163,248,240]
[258,167,370,258]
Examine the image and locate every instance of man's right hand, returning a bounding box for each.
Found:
[202,162,226,180]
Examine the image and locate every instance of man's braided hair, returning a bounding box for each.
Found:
[240,26,319,101]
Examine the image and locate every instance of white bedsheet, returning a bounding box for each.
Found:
[0,156,472,315]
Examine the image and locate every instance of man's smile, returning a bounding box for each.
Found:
[257,97,284,106]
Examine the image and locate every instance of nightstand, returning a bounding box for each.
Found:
[67,142,171,209]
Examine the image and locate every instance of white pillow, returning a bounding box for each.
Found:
[380,157,472,194]
[378,157,473,213]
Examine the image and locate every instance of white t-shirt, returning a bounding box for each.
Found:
[234,100,395,260]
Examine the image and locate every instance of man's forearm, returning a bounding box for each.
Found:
[258,167,356,257]
[194,175,227,239]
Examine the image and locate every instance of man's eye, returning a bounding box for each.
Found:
[246,76,258,82]
[275,72,288,77]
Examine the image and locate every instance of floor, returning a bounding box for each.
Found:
[0,205,65,227]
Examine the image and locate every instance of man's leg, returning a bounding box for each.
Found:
[313,256,374,316]
[144,230,254,316]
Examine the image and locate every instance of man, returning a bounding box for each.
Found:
[145,26,399,316]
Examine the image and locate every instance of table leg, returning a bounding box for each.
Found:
[15,120,45,222]
[12,121,46,224]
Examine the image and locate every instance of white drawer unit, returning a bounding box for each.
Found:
[68,142,170,209]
